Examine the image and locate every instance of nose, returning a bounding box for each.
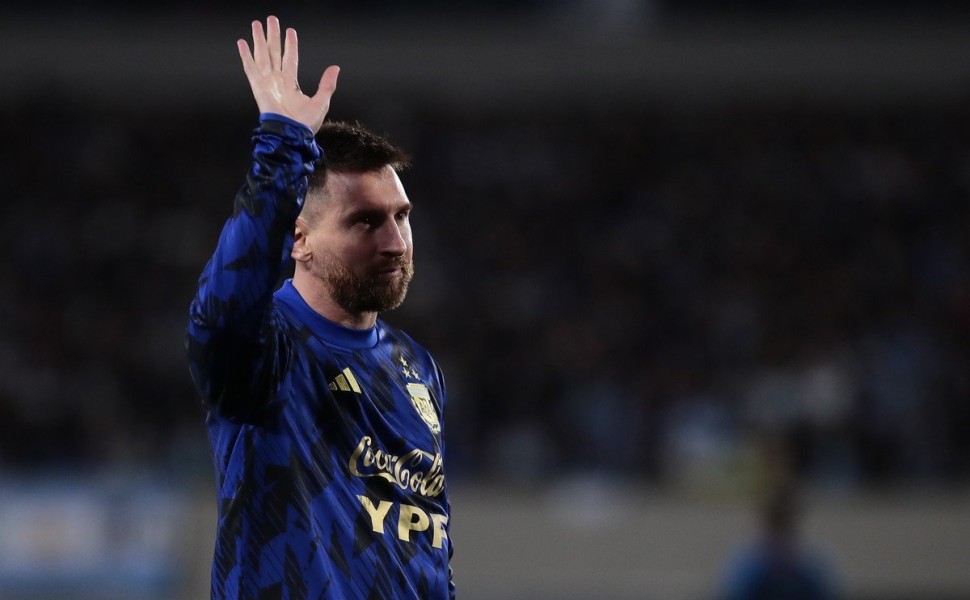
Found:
[378,219,409,257]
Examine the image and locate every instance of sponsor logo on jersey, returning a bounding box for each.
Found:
[349,436,445,498]
[357,495,449,549]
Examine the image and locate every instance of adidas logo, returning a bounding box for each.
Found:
[329,367,362,394]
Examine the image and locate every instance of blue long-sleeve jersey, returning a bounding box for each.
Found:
[185,115,454,600]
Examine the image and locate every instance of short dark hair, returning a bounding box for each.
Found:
[307,120,411,192]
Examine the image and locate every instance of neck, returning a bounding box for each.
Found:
[292,272,378,330]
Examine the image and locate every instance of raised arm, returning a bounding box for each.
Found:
[186,17,338,418]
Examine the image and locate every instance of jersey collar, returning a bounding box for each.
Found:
[275,279,380,350]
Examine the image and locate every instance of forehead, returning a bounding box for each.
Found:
[322,167,410,214]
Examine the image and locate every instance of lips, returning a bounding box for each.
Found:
[374,259,408,277]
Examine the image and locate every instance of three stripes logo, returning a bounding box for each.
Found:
[328,366,440,436]
[329,367,362,394]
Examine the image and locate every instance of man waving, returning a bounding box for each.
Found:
[186,16,456,599]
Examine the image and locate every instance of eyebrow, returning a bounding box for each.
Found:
[345,207,384,222]
[344,203,411,223]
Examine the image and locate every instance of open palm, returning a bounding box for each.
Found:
[237,16,340,134]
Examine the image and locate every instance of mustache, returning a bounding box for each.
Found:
[374,256,412,270]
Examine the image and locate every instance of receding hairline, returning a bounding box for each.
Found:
[300,120,411,223]
[301,165,407,225]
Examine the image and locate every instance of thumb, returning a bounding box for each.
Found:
[314,65,340,104]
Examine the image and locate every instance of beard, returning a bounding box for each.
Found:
[320,252,414,315]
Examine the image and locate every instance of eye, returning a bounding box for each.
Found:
[396,209,411,221]
[353,215,376,229]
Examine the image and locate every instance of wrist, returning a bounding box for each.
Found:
[259,113,313,133]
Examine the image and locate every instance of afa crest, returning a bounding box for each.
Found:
[406,383,441,435]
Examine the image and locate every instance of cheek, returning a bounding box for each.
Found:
[324,238,372,266]
[311,228,352,256]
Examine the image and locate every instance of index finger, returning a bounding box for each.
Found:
[250,19,270,71]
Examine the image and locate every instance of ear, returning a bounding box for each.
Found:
[291,217,312,263]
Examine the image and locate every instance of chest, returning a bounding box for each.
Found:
[281,335,443,463]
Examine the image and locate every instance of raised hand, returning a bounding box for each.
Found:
[237,15,340,133]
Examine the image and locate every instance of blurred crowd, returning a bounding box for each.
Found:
[1,93,968,493]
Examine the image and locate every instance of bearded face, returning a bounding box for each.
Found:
[319,250,414,314]
[292,168,416,325]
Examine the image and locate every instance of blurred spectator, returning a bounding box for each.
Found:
[715,484,843,600]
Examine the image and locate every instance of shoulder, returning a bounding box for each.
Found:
[378,319,446,389]
[378,320,434,359]
[265,295,310,347]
